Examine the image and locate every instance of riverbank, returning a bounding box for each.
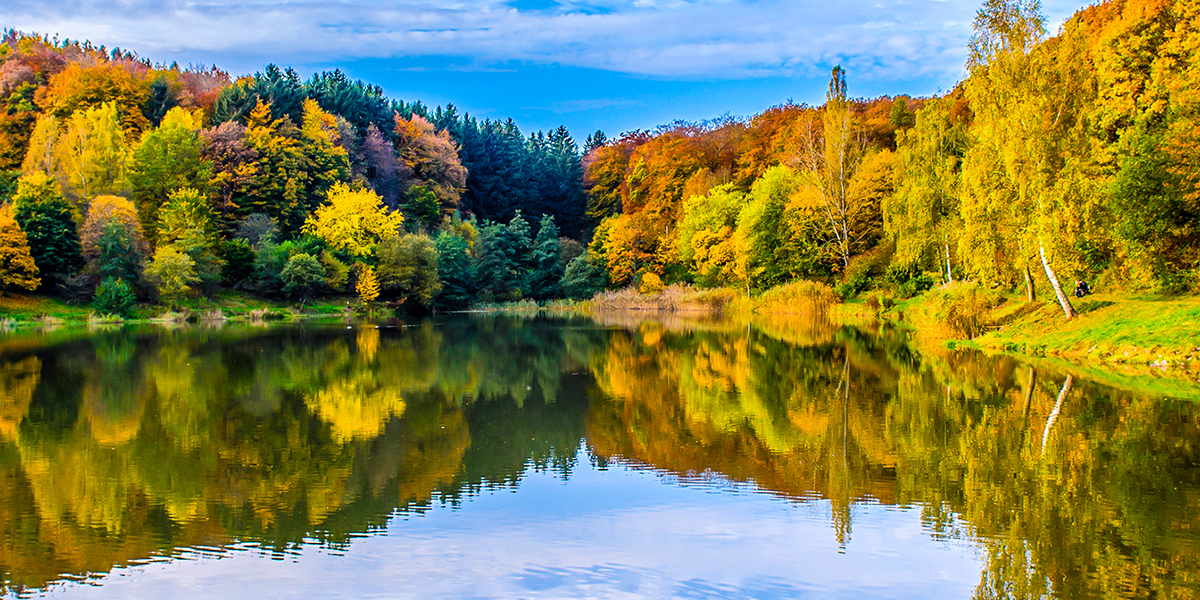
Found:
[0,291,358,326]
[5,282,1198,394]
[890,284,1200,387]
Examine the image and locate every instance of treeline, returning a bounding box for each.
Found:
[4,0,1196,316]
[0,30,592,312]
[581,0,1200,314]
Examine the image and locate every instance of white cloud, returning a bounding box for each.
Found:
[1,0,1088,80]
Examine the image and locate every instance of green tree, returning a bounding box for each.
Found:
[561,251,607,300]
[11,175,85,284]
[734,166,821,289]
[321,251,351,293]
[145,245,200,307]
[526,215,563,300]
[128,107,212,245]
[217,239,256,287]
[476,221,521,301]
[252,238,294,294]
[93,221,144,286]
[433,230,476,311]
[402,185,440,232]
[377,233,441,310]
[888,94,968,285]
[281,252,325,302]
[157,188,223,293]
[92,277,136,317]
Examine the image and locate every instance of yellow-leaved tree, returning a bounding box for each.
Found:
[302,183,403,258]
[0,206,41,292]
[22,102,129,207]
[356,264,380,305]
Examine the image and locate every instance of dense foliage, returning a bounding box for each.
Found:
[1,0,1197,313]
[582,0,1200,309]
[0,30,589,311]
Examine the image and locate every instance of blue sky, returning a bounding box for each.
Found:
[5,0,1086,140]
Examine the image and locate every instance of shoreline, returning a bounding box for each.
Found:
[3,285,1198,397]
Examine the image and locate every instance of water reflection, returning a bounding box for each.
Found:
[0,315,1197,598]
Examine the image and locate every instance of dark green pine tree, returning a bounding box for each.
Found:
[13,198,86,285]
[434,230,476,310]
[476,221,519,301]
[547,126,585,238]
[211,64,307,124]
[303,70,394,138]
[584,130,608,154]
[525,214,563,300]
[524,131,553,219]
[507,210,534,284]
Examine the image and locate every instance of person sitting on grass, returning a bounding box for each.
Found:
[1074,280,1091,298]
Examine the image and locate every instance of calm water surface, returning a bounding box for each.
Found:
[0,314,1197,599]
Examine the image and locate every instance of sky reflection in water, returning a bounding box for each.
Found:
[42,461,979,599]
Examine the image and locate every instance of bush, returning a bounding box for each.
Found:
[281,253,325,301]
[93,277,136,317]
[638,272,664,294]
[930,283,1003,339]
[884,261,935,299]
[758,280,840,315]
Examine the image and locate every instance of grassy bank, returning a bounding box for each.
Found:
[891,283,1200,385]
[0,291,359,327]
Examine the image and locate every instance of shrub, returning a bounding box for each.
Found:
[281,253,325,301]
[758,280,840,315]
[93,277,136,317]
[638,272,664,294]
[884,261,935,299]
[931,283,1004,339]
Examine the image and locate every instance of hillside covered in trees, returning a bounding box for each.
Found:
[0,0,1197,317]
[582,0,1200,316]
[0,30,591,313]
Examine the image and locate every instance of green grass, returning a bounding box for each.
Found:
[0,294,93,321]
[0,290,357,327]
[891,287,1200,390]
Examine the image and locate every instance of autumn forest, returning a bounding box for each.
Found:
[0,0,1196,317]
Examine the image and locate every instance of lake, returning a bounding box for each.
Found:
[0,314,1197,599]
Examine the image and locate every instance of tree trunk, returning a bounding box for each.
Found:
[1024,265,1035,302]
[1018,367,1036,452]
[945,243,953,285]
[1040,374,1074,458]
[1039,242,1077,319]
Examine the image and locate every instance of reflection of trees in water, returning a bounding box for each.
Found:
[584,316,1200,598]
[0,317,604,593]
[585,318,904,551]
[0,315,1196,598]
